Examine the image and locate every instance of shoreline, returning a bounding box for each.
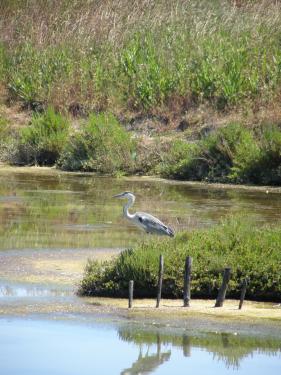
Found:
[1,164,281,194]
[1,296,281,338]
[1,246,280,334]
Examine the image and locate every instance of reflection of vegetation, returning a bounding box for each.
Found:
[120,333,171,375]
[80,216,281,301]
[119,328,281,370]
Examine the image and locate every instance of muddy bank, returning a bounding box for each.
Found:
[0,248,120,286]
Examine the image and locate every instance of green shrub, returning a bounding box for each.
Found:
[134,140,166,175]
[58,112,135,175]
[158,140,198,179]
[18,107,69,165]
[257,125,281,185]
[160,123,281,185]
[79,216,281,301]
[160,123,248,182]
[230,131,261,183]
[0,116,19,163]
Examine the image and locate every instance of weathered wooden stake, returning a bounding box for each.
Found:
[239,278,248,310]
[128,280,134,308]
[215,267,231,307]
[183,256,192,307]
[156,254,164,308]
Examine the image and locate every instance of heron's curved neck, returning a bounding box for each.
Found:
[123,196,135,219]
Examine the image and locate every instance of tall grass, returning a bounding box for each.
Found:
[1,1,281,113]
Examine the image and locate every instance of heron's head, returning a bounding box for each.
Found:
[113,191,135,200]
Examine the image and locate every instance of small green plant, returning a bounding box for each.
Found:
[19,107,69,165]
[58,112,135,175]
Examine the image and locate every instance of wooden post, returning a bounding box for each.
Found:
[156,255,164,308]
[215,267,231,307]
[239,278,248,310]
[183,256,192,307]
[128,280,134,308]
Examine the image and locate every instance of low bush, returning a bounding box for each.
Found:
[58,112,135,175]
[160,123,281,185]
[79,216,281,301]
[18,107,69,165]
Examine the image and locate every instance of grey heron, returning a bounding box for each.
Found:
[113,192,175,237]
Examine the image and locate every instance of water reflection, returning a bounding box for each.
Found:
[121,334,171,375]
[118,328,281,372]
[0,318,281,375]
[0,284,70,297]
[0,170,281,249]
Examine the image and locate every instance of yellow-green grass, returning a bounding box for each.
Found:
[1,1,281,113]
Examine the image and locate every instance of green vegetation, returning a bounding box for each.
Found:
[2,111,281,184]
[17,107,69,165]
[1,1,281,112]
[79,216,281,301]
[1,1,281,185]
[159,123,281,185]
[58,113,135,174]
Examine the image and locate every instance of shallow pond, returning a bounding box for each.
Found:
[0,168,281,249]
[0,318,281,375]
[1,168,281,374]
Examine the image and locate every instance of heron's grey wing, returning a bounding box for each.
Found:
[136,212,174,237]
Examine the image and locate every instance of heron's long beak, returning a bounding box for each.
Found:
[113,193,123,198]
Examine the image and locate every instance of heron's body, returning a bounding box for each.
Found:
[114,192,174,237]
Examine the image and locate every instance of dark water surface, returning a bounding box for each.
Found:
[0,169,280,249]
[0,318,281,375]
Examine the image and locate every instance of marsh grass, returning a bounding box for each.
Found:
[1,1,281,113]
[79,215,281,301]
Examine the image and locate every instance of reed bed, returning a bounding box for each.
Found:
[1,0,281,113]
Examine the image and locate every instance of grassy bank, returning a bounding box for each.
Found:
[1,1,281,184]
[1,1,281,114]
[1,110,281,184]
[79,216,281,301]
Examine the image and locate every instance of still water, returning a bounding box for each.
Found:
[1,169,281,374]
[0,169,281,249]
[0,318,281,375]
